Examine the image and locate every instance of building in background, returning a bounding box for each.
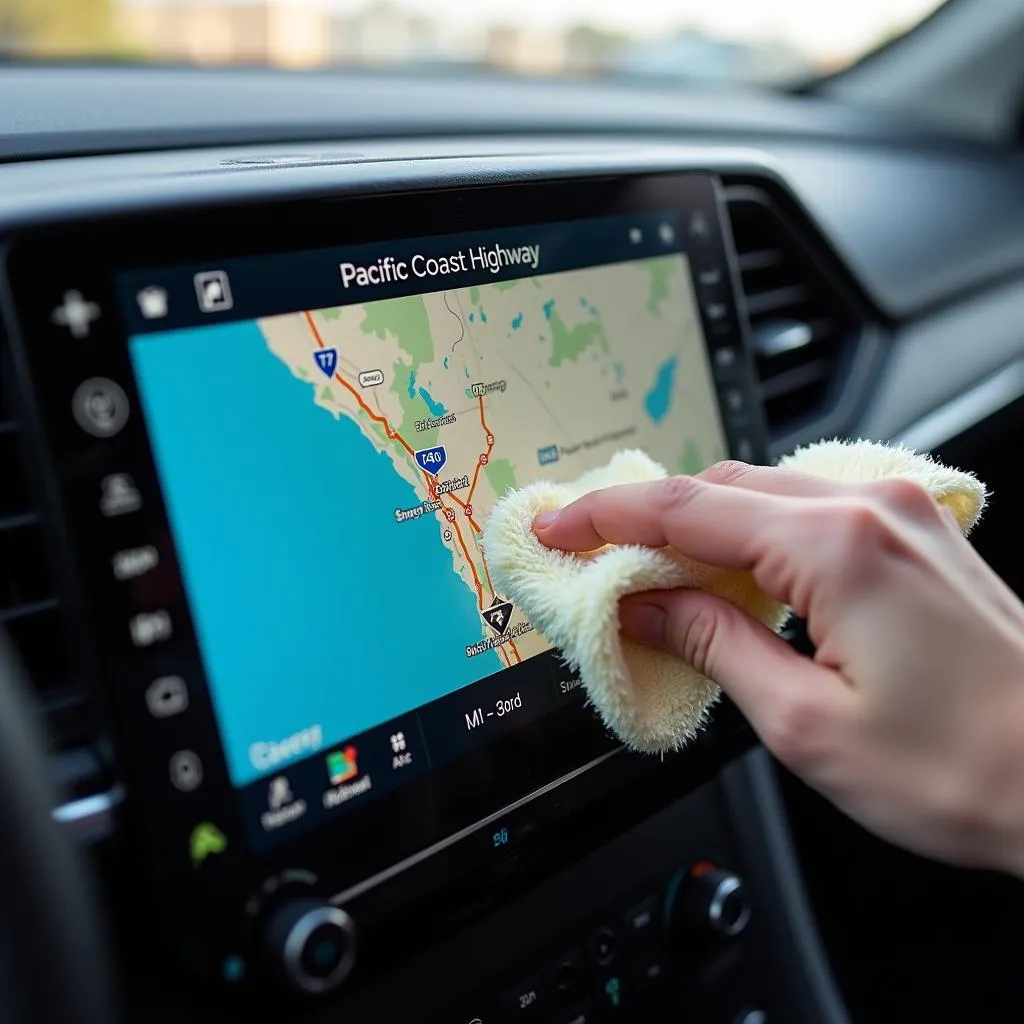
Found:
[122,1,330,67]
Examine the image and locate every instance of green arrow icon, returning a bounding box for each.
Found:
[190,822,227,866]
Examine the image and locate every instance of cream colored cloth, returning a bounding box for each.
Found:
[482,440,987,754]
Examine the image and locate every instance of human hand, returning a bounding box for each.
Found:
[533,461,1024,877]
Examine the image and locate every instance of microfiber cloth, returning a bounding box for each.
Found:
[482,439,987,753]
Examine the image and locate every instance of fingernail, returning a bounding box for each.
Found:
[533,510,559,530]
[619,600,667,646]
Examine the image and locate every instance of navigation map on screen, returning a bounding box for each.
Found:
[129,233,726,787]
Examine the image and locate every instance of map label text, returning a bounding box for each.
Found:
[358,369,384,388]
[435,473,470,496]
[471,379,507,397]
[415,411,456,432]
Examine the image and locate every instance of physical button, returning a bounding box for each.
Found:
[129,609,173,648]
[169,750,203,792]
[546,947,583,1004]
[72,378,129,437]
[623,896,658,942]
[189,821,227,866]
[589,925,617,966]
[634,953,667,988]
[724,388,746,414]
[112,544,158,580]
[263,899,357,996]
[733,438,755,463]
[552,1001,595,1024]
[100,473,142,517]
[713,346,739,372]
[146,676,189,718]
[502,974,544,1015]
[52,290,101,338]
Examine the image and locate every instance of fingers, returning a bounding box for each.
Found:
[696,460,848,498]
[534,472,805,569]
[619,589,849,769]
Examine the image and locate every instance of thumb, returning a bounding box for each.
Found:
[618,590,844,767]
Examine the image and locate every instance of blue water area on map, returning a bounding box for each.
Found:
[130,321,501,787]
[468,313,474,322]
[542,299,555,320]
[480,309,488,323]
[644,355,678,424]
[418,387,447,417]
[407,368,417,398]
[511,312,523,330]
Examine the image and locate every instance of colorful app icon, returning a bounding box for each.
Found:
[189,821,227,866]
[325,745,359,785]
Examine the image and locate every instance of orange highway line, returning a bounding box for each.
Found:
[466,396,495,508]
[301,309,497,638]
[303,310,416,458]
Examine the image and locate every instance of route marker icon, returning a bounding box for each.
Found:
[481,595,515,636]
[415,445,447,475]
[313,348,338,378]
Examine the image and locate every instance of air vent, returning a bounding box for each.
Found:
[0,343,95,752]
[724,184,865,443]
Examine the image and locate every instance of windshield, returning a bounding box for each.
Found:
[1,0,946,87]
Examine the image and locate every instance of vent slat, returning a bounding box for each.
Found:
[0,597,62,625]
[757,358,833,403]
[0,511,39,531]
[725,184,863,440]
[2,341,95,754]
[736,248,785,273]
[742,283,811,318]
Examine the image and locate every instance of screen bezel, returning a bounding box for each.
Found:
[3,171,769,989]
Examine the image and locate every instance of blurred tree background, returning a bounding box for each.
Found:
[0,0,117,56]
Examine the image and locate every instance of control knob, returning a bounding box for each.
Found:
[263,898,357,995]
[666,863,750,945]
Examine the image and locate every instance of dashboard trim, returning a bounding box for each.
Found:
[51,784,124,843]
[330,748,623,905]
[894,358,1024,452]
[0,142,786,230]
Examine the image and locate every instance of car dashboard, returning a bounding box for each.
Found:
[3,65,1024,1024]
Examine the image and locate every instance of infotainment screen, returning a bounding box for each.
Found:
[124,212,727,819]
[6,172,767,983]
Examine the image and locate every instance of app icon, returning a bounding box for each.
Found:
[325,746,359,785]
[267,775,293,810]
[136,285,168,320]
[194,270,233,313]
[189,821,227,866]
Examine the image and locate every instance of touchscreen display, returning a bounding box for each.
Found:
[113,208,728,848]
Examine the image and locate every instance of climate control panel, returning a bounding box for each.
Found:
[442,861,765,1023]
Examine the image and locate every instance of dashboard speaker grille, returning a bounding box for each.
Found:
[723,183,864,445]
[0,338,93,750]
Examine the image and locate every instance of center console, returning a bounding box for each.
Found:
[1,165,836,1022]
